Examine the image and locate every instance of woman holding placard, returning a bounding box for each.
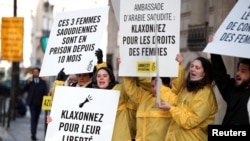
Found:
[122,54,184,141]
[159,56,218,141]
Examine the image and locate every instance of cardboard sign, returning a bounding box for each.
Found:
[203,0,250,59]
[45,86,120,141]
[40,7,109,77]
[119,0,181,77]
[1,17,24,61]
[42,96,52,110]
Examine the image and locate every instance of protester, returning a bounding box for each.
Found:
[23,67,48,141]
[47,49,147,140]
[46,48,116,121]
[122,54,185,141]
[159,56,218,141]
[92,66,135,141]
[71,73,93,87]
[48,48,107,100]
[209,34,250,124]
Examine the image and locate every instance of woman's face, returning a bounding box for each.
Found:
[189,59,205,81]
[96,69,111,89]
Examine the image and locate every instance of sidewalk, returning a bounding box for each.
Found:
[0,110,47,141]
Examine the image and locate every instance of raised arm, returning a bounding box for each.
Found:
[171,53,185,94]
[123,77,149,105]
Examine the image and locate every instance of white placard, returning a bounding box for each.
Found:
[119,0,180,77]
[40,7,109,77]
[45,86,120,141]
[203,0,250,59]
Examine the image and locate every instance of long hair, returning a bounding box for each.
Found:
[185,57,213,92]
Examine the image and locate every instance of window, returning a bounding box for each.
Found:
[187,22,209,51]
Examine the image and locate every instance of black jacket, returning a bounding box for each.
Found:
[23,77,48,107]
[211,54,250,124]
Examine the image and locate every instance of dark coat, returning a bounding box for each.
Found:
[211,54,250,124]
[23,78,48,107]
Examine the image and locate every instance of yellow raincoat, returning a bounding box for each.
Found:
[112,77,159,141]
[111,84,134,141]
[123,65,185,141]
[165,85,218,141]
[127,76,152,139]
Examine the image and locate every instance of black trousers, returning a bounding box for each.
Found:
[29,105,42,136]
